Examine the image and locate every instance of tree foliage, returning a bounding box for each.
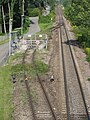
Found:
[64,0,90,48]
[0,0,56,33]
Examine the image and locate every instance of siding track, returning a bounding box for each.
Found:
[22,49,58,120]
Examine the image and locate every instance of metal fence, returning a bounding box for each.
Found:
[23,34,48,49]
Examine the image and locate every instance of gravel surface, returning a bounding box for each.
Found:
[29,77,55,120]
[64,18,90,114]
[62,27,86,116]
[13,78,33,120]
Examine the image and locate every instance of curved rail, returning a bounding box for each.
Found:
[32,49,57,120]
[22,48,37,120]
[22,48,57,120]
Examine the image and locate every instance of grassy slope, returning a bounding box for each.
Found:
[39,22,53,34]
[0,53,23,120]
[0,65,13,120]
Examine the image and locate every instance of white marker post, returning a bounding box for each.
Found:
[9,19,13,56]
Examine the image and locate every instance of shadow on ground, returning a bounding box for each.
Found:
[64,39,81,48]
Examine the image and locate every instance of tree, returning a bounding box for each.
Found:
[64,0,90,48]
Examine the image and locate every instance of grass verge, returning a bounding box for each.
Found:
[38,10,55,36]
[0,65,13,120]
[39,22,53,35]
[0,52,24,120]
[0,39,9,46]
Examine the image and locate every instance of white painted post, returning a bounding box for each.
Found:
[21,0,24,37]
[9,19,13,56]
[21,15,24,37]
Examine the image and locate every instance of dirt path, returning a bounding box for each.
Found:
[24,17,40,36]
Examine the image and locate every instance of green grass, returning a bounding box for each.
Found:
[0,53,23,120]
[0,53,24,119]
[34,60,49,74]
[0,39,9,45]
[9,52,23,63]
[0,33,5,36]
[39,22,53,35]
[0,65,13,120]
[11,64,24,74]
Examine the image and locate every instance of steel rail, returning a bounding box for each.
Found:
[32,49,57,120]
[57,6,71,120]
[63,11,90,120]
[22,48,37,120]
[25,80,37,120]
[22,48,57,120]
[58,5,90,120]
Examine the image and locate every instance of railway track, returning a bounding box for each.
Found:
[57,5,90,120]
[13,5,90,120]
[22,48,58,120]
[13,72,34,120]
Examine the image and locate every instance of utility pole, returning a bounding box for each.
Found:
[21,0,24,38]
[0,1,2,33]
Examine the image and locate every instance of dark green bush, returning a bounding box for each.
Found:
[23,16,30,32]
[24,16,30,27]
[64,1,90,49]
[39,15,51,23]
[86,55,90,62]
[28,8,41,17]
[85,48,90,55]
[87,78,90,81]
[34,60,49,74]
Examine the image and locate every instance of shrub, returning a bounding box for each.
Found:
[39,15,51,23]
[87,78,90,81]
[23,16,30,32]
[85,48,90,62]
[85,48,90,55]
[24,16,30,27]
[86,55,90,62]
[28,8,41,17]
[39,11,55,23]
